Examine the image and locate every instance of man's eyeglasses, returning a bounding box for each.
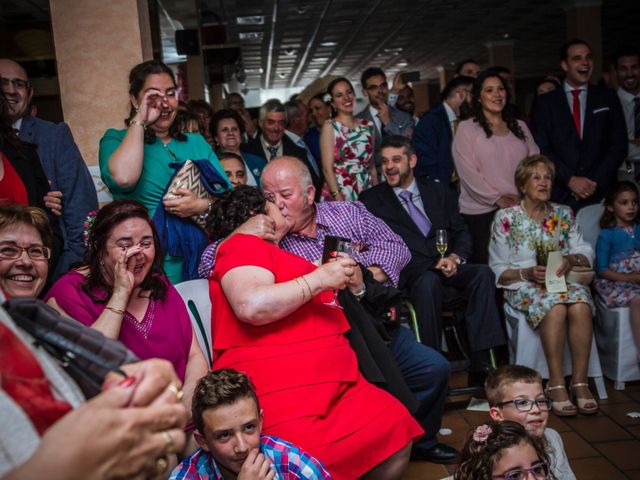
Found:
[492,461,550,480]
[365,82,388,91]
[495,398,553,412]
[0,77,30,90]
[0,244,51,261]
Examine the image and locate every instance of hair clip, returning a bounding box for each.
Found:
[473,424,492,443]
[323,93,332,103]
[83,210,99,247]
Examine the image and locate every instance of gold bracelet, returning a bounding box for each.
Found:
[294,278,307,302]
[105,306,125,315]
[299,275,312,298]
[129,119,146,130]
[330,190,339,198]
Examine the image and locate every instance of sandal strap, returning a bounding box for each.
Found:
[546,384,568,391]
[571,383,589,388]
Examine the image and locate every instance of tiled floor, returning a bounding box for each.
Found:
[403,373,640,479]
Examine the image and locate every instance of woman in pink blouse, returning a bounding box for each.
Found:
[453,70,539,263]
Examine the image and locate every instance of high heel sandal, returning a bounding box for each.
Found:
[545,384,577,417]
[570,383,599,415]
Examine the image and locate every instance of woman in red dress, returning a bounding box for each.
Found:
[206,186,422,479]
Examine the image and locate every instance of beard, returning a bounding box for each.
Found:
[459,100,472,120]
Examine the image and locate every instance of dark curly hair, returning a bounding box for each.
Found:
[82,199,166,302]
[600,181,640,228]
[206,185,267,241]
[471,70,525,141]
[454,420,555,480]
[211,108,246,139]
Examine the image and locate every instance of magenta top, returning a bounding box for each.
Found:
[452,119,539,215]
[45,271,192,381]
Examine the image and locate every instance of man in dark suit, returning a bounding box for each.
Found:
[0,58,98,278]
[360,136,505,385]
[242,98,322,194]
[532,38,627,211]
[356,67,414,172]
[413,76,473,191]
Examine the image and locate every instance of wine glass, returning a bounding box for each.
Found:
[435,229,448,259]
[321,235,352,308]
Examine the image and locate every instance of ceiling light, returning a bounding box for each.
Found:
[297,5,309,14]
[245,67,264,75]
[236,16,264,25]
[384,47,403,53]
[283,48,296,56]
[278,72,287,79]
[503,33,510,38]
[310,57,329,63]
[239,32,263,42]
[397,61,409,67]
[306,68,321,73]
[320,41,337,47]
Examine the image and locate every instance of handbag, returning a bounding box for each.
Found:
[566,265,596,285]
[4,297,139,399]
[164,159,210,228]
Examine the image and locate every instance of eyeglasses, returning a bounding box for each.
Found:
[0,77,30,90]
[495,398,553,412]
[492,461,550,480]
[0,244,51,260]
[365,82,388,91]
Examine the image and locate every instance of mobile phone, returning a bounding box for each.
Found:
[401,71,420,84]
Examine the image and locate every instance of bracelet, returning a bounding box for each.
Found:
[519,268,527,282]
[198,199,213,222]
[130,119,146,130]
[330,190,339,199]
[294,278,307,302]
[105,306,125,315]
[299,275,312,298]
[352,284,366,300]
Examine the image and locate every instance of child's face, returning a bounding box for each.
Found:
[195,397,263,474]
[608,190,638,227]
[492,441,548,480]
[489,382,548,437]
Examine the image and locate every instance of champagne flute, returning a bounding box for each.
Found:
[435,229,448,259]
[321,235,352,308]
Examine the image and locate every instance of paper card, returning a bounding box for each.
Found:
[545,251,567,293]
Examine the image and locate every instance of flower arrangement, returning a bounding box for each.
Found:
[83,210,98,247]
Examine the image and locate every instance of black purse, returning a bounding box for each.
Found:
[4,297,139,399]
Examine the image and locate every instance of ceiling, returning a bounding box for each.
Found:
[2,0,640,93]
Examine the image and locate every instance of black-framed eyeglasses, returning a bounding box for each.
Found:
[492,461,550,480]
[0,77,30,90]
[0,244,51,261]
[495,398,553,412]
[365,82,388,91]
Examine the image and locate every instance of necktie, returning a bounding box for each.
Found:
[399,190,431,237]
[267,145,278,161]
[297,139,320,176]
[571,89,582,139]
[633,97,640,140]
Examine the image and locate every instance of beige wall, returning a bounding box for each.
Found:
[49,0,152,166]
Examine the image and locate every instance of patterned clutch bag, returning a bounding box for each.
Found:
[164,160,209,228]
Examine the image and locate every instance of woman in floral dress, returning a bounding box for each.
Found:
[320,77,378,201]
[489,155,598,417]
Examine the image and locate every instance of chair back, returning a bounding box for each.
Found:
[575,202,604,249]
[175,279,213,366]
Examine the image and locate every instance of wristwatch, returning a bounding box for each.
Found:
[352,285,366,301]
[450,253,462,265]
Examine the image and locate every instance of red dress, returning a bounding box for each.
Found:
[211,234,423,479]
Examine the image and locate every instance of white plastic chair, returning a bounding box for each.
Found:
[175,279,213,367]
[504,303,608,399]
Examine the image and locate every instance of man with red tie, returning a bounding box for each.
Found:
[532,38,627,211]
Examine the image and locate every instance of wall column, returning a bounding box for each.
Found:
[49,0,152,166]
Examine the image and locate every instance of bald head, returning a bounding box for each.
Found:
[0,58,33,122]
[262,156,313,191]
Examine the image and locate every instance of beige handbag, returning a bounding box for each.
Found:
[566,266,596,285]
[164,160,210,228]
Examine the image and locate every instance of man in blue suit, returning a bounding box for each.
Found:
[412,76,474,192]
[0,59,98,277]
[532,39,627,211]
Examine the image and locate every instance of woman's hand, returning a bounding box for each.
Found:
[524,266,547,284]
[556,256,573,277]
[43,189,63,216]
[112,246,141,299]
[315,254,357,291]
[133,88,164,126]
[495,194,520,209]
[163,188,209,217]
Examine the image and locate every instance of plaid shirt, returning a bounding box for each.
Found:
[169,435,332,480]
[198,201,410,286]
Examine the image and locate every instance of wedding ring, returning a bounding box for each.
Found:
[156,456,168,475]
[163,430,176,455]
[167,384,184,401]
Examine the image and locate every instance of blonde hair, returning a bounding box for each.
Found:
[0,204,52,248]
[514,155,555,196]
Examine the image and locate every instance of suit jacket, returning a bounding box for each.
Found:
[356,104,414,166]
[412,103,454,185]
[359,179,472,289]
[242,134,323,196]
[19,116,98,277]
[532,85,627,210]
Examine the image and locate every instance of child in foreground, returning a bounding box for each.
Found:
[454,420,554,480]
[170,368,332,480]
[485,365,574,479]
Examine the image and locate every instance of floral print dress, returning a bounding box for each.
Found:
[489,204,595,329]
[322,119,374,201]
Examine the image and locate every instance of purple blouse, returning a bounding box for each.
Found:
[45,271,192,381]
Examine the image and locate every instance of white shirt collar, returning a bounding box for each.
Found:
[12,117,23,131]
[368,104,379,117]
[618,87,639,103]
[443,102,457,123]
[392,178,419,197]
[563,80,586,93]
[285,130,302,143]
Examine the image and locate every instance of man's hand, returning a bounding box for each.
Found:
[44,190,63,216]
[237,449,276,480]
[391,71,407,93]
[233,214,277,243]
[435,256,458,277]
[568,176,597,199]
[377,101,391,126]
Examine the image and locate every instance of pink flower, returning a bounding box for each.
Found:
[473,424,492,443]
[500,217,511,234]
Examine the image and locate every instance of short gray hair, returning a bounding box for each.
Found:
[259,98,286,122]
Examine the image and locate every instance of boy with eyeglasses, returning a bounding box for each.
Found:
[485,365,575,480]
